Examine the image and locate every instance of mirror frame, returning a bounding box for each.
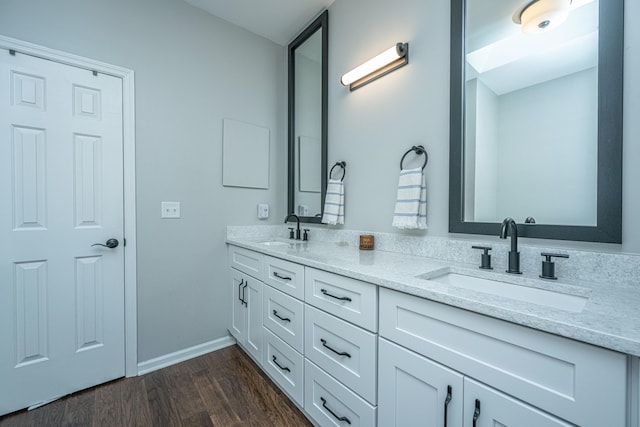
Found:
[449,0,624,243]
[288,10,328,223]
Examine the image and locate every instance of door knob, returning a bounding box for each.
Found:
[92,238,119,249]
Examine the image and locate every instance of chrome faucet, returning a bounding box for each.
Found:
[499,217,522,274]
[284,214,301,240]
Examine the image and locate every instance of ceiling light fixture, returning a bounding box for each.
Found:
[340,43,409,91]
[513,0,572,34]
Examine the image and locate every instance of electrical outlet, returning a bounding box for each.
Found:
[257,203,269,219]
[161,201,181,218]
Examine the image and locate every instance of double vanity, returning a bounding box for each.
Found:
[227,226,640,426]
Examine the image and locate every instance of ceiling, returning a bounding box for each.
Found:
[183,0,335,46]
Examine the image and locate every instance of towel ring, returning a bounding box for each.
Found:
[329,161,346,181]
[400,145,428,170]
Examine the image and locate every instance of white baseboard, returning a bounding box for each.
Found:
[137,335,236,375]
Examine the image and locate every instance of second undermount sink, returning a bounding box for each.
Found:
[416,271,589,313]
[260,241,290,246]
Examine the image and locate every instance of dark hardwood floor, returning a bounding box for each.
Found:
[0,345,312,427]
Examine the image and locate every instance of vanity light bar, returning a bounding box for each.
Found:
[340,42,409,91]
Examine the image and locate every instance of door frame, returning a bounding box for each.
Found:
[0,35,138,377]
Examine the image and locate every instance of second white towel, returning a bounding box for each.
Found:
[321,179,345,225]
[392,167,427,229]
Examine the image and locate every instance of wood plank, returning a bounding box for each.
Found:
[0,345,311,427]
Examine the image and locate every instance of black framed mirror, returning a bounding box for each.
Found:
[449,0,623,243]
[288,10,328,223]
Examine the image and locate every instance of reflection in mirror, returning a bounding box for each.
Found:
[449,0,623,242]
[288,11,328,223]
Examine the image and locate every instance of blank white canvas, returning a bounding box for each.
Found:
[222,118,270,189]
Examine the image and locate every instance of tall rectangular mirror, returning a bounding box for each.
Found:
[449,0,623,242]
[288,11,328,223]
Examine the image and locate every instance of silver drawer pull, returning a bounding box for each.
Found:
[272,310,291,322]
[320,338,351,358]
[320,397,351,424]
[272,355,291,373]
[320,288,352,302]
[273,271,292,281]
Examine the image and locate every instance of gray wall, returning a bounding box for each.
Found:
[0,0,286,361]
[328,0,640,254]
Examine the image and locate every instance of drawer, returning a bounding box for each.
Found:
[305,268,377,332]
[263,328,304,407]
[263,285,304,353]
[228,245,263,280]
[264,255,305,300]
[305,305,377,404]
[379,288,627,427]
[304,359,376,427]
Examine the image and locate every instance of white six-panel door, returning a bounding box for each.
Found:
[0,49,125,415]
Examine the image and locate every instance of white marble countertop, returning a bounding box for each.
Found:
[227,236,640,357]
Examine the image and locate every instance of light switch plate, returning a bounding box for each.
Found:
[161,201,181,218]
[257,203,269,219]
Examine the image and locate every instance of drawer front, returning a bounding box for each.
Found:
[304,359,377,427]
[263,328,304,407]
[305,268,377,332]
[228,245,263,280]
[379,288,627,427]
[264,255,305,300]
[305,305,377,404]
[263,285,304,353]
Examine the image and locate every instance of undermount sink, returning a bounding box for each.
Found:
[416,271,588,313]
[260,241,290,246]
[260,240,304,246]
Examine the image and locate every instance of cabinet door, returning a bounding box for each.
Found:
[378,338,463,427]
[245,276,263,364]
[229,268,246,342]
[464,378,573,427]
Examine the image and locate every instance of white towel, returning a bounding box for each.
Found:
[392,167,427,229]
[321,179,345,225]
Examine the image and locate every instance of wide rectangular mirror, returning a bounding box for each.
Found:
[288,11,328,223]
[449,0,623,242]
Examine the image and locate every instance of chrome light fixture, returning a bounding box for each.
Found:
[513,0,572,34]
[340,42,409,91]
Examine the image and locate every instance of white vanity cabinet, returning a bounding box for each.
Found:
[227,243,632,426]
[379,338,572,427]
[229,267,263,364]
[378,338,464,427]
[379,287,627,427]
[261,255,306,406]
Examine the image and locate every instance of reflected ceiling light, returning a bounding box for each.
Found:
[340,43,409,91]
[513,0,572,34]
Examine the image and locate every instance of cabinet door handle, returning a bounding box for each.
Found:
[444,385,452,427]
[238,279,245,303]
[272,355,291,372]
[320,397,351,425]
[272,310,291,322]
[472,399,481,427]
[320,288,352,302]
[273,271,292,281]
[242,282,248,307]
[320,338,351,358]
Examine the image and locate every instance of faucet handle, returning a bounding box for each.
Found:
[539,252,569,280]
[303,229,309,241]
[288,227,295,239]
[472,245,493,270]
